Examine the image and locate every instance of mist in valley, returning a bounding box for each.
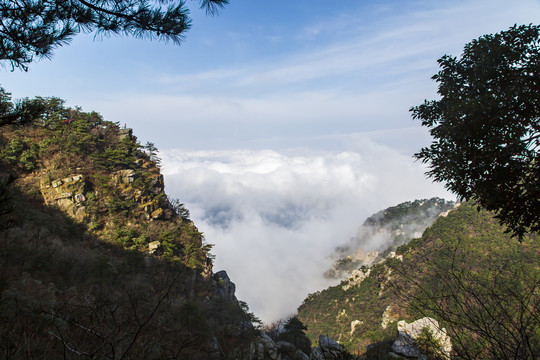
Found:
[161,140,451,322]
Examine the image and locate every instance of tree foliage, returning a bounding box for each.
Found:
[278,316,312,355]
[0,88,47,126]
[412,24,540,238]
[0,0,229,71]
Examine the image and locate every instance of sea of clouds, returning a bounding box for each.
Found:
[160,138,450,323]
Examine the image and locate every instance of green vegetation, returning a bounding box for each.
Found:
[306,26,540,359]
[298,203,539,359]
[277,317,312,355]
[364,198,453,228]
[395,204,539,360]
[412,24,540,238]
[363,197,454,255]
[0,88,216,267]
[299,259,398,353]
[0,87,258,358]
[2,20,539,358]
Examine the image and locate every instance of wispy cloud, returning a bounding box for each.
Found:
[156,0,540,97]
[86,0,540,152]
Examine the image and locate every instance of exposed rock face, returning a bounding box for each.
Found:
[277,340,310,360]
[309,347,324,360]
[352,249,379,264]
[342,267,371,291]
[112,167,170,221]
[325,249,379,279]
[110,169,137,186]
[350,320,363,336]
[148,240,160,254]
[117,128,133,140]
[252,333,279,360]
[40,174,88,221]
[325,198,456,280]
[214,270,237,301]
[381,304,400,329]
[41,168,172,223]
[300,335,352,360]
[391,317,452,359]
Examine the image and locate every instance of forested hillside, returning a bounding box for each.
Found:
[0,91,258,359]
[298,203,539,359]
[325,198,455,279]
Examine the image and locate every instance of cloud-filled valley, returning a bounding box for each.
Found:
[161,139,451,322]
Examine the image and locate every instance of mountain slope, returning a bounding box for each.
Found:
[0,95,257,359]
[298,203,539,359]
[325,198,455,279]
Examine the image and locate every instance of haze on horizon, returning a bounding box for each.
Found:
[2,0,540,322]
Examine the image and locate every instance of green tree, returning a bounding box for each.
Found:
[412,24,540,238]
[169,196,191,220]
[0,88,47,126]
[144,141,161,166]
[0,174,15,229]
[278,316,312,355]
[0,0,229,71]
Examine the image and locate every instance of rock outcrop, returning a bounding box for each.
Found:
[214,270,237,301]
[341,267,370,291]
[249,333,351,360]
[40,174,88,221]
[381,304,400,329]
[391,317,452,359]
[314,335,347,360]
[325,198,456,280]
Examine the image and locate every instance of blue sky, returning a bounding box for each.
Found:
[3,0,539,152]
[2,0,540,322]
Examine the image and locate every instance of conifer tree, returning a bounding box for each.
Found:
[0,0,229,71]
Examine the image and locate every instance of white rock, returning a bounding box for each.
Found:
[350,320,363,335]
[381,304,399,329]
[391,317,452,358]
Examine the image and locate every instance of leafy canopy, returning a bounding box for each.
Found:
[0,0,229,71]
[412,24,540,238]
[0,87,47,126]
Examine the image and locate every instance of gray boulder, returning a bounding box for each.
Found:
[318,335,347,360]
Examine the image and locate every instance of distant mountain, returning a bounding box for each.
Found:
[298,202,539,359]
[325,198,456,279]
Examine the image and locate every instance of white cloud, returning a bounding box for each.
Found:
[160,139,451,322]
